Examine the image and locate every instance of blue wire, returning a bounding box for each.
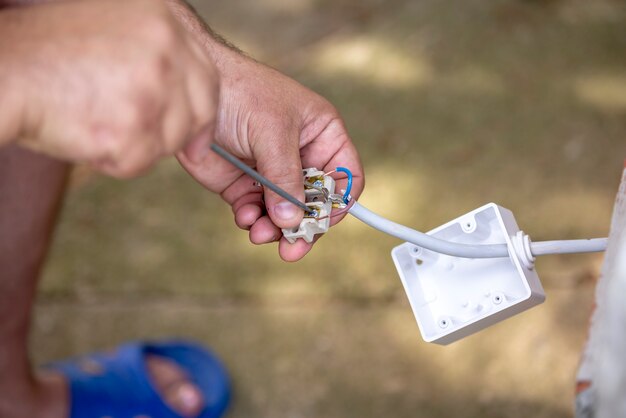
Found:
[335,167,353,204]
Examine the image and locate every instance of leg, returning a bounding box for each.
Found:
[0,146,208,418]
[0,145,70,418]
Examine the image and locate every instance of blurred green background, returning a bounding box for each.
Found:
[34,0,626,417]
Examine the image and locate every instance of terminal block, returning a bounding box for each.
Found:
[282,168,339,243]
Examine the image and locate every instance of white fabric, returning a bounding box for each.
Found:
[576,167,626,418]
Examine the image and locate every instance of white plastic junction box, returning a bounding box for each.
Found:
[391,203,545,345]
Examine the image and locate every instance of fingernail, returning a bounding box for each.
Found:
[275,201,299,221]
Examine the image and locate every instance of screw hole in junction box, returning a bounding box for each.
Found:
[462,218,476,233]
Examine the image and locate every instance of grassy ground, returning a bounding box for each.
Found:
[34,0,626,417]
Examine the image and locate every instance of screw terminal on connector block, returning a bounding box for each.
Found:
[282,168,336,244]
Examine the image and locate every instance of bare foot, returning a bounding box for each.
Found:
[25,354,205,418]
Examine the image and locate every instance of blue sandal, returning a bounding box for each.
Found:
[46,339,231,418]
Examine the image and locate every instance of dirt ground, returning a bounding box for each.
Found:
[34,0,626,417]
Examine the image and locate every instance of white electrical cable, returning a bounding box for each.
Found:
[531,238,608,255]
[348,201,509,258]
[348,201,607,259]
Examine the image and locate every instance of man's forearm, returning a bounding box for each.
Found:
[167,1,238,49]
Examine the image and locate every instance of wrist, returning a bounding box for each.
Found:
[164,0,242,85]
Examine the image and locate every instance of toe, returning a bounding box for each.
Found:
[146,354,205,417]
[163,381,204,418]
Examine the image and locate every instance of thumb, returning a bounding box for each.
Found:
[253,132,305,230]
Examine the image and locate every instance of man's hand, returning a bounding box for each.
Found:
[176,34,364,261]
[0,0,218,178]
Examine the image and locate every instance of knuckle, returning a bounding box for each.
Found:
[264,165,291,182]
[117,104,144,135]
[264,165,302,189]
[251,114,293,140]
[131,27,179,87]
[265,114,292,132]
[139,52,174,88]
[121,92,162,135]
[142,15,178,48]
[320,106,345,132]
[156,55,175,82]
[118,77,166,134]
[321,101,341,119]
